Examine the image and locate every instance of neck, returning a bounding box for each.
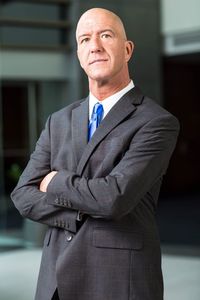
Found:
[89,76,131,101]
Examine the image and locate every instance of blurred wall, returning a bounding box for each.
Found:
[161,0,200,33]
[161,0,200,56]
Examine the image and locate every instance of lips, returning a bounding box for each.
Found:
[89,59,108,65]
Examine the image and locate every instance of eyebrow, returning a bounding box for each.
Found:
[78,29,115,41]
[99,29,115,35]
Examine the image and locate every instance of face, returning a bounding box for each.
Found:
[76,9,133,84]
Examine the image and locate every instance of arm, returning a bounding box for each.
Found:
[46,114,179,220]
[11,116,78,232]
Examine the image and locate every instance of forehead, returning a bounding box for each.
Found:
[76,12,119,38]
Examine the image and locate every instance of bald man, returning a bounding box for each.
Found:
[11,8,179,300]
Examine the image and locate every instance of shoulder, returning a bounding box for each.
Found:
[142,96,180,130]
[131,87,179,127]
[44,97,87,127]
[52,98,86,118]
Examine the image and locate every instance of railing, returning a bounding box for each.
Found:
[1,0,71,3]
[0,0,72,51]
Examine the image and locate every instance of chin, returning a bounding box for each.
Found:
[89,71,111,81]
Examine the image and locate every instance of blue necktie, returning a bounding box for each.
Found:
[88,103,104,140]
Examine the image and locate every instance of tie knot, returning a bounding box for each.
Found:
[92,103,104,124]
[88,102,104,140]
[93,102,103,115]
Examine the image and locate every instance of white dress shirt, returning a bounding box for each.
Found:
[89,80,134,121]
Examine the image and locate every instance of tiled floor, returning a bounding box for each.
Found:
[0,246,200,300]
[162,247,200,300]
[0,249,41,300]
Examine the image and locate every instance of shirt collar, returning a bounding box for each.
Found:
[89,80,134,120]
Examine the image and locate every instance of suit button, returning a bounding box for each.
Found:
[67,235,73,242]
[55,198,59,204]
[67,201,72,208]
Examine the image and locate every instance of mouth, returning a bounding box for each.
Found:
[89,59,108,65]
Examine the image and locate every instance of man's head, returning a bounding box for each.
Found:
[76,8,134,88]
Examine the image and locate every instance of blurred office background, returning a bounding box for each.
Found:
[0,0,199,299]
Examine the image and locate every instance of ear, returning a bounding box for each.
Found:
[125,40,134,62]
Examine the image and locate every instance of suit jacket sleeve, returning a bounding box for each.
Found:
[46,114,179,220]
[11,116,78,232]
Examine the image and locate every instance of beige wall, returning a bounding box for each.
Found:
[161,0,200,34]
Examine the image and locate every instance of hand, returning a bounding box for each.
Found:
[39,171,58,192]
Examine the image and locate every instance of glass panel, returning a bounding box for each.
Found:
[0,80,68,251]
[0,82,29,251]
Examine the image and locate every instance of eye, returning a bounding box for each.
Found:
[80,37,90,44]
[101,33,112,39]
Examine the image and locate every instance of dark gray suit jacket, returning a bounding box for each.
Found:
[11,87,179,300]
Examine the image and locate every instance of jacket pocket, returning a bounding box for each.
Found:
[93,228,143,250]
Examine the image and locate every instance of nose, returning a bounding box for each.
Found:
[90,37,103,53]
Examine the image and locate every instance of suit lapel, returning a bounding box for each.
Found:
[72,98,89,166]
[76,87,144,176]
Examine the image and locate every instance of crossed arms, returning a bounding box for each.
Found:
[11,113,179,231]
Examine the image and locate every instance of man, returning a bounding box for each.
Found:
[11,8,179,300]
